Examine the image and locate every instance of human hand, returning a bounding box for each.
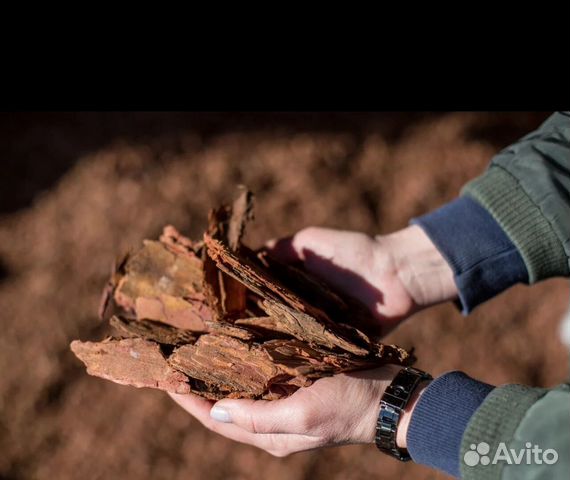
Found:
[169,227,441,456]
[265,225,458,333]
[169,364,428,457]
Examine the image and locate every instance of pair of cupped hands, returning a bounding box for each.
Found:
[170,225,458,456]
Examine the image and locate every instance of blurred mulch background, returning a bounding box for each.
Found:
[0,112,568,480]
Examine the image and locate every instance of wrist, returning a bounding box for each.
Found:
[412,197,529,314]
[380,225,458,309]
[396,379,430,449]
[360,365,403,444]
[373,366,432,460]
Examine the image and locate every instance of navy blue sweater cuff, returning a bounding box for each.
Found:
[411,196,528,314]
[407,372,495,478]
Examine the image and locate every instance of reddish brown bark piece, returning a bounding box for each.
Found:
[205,235,371,355]
[234,316,293,338]
[254,247,381,336]
[259,299,370,356]
[261,339,378,378]
[169,335,283,398]
[71,188,414,400]
[202,189,251,319]
[227,186,254,251]
[204,321,258,341]
[160,225,201,255]
[70,338,191,394]
[113,239,212,331]
[254,248,350,313]
[110,315,197,345]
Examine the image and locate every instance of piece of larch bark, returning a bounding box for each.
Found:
[259,299,370,356]
[253,247,382,336]
[204,321,259,341]
[234,316,294,338]
[227,186,254,251]
[113,239,212,331]
[110,315,197,345]
[70,338,191,394]
[262,339,375,378]
[168,334,284,398]
[205,234,371,355]
[72,188,415,401]
[203,188,253,319]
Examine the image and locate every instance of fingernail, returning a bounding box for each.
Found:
[210,406,232,423]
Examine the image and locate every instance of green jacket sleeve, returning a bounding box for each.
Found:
[458,112,570,479]
[461,112,570,283]
[460,382,570,480]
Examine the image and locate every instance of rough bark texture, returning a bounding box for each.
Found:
[70,338,191,394]
[71,189,413,399]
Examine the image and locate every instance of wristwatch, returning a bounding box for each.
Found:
[375,366,432,461]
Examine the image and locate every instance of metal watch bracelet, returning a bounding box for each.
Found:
[375,366,432,461]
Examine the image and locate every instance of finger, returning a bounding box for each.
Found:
[168,392,215,428]
[169,393,264,444]
[169,393,315,454]
[210,398,300,434]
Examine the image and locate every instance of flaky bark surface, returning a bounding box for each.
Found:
[71,189,413,399]
[70,338,191,394]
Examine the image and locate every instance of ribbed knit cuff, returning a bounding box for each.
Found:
[462,166,569,283]
[412,197,528,314]
[460,384,548,480]
[407,372,494,478]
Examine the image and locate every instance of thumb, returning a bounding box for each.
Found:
[210,398,294,434]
